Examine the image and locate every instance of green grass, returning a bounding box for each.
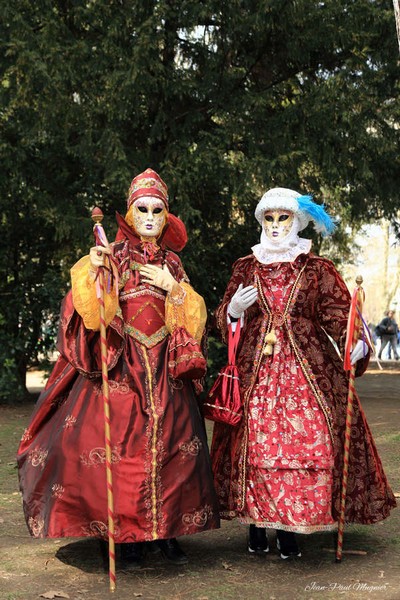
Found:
[375,432,400,444]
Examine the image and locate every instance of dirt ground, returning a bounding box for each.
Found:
[0,361,399,600]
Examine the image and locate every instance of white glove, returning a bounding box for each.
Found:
[139,264,177,293]
[228,283,258,319]
[89,245,111,269]
[350,339,369,365]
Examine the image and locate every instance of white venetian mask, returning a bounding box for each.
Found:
[263,210,295,241]
[129,196,167,238]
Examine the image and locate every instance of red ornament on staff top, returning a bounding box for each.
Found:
[92,207,104,223]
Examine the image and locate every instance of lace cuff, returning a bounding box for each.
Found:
[165,282,207,342]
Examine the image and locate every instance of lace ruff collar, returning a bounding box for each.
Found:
[252,237,312,265]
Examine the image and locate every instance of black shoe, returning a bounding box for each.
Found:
[120,542,146,570]
[98,539,109,572]
[156,538,188,565]
[276,530,301,559]
[248,524,269,554]
[146,540,161,554]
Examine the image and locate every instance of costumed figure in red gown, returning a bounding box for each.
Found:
[17,168,220,569]
[210,187,396,559]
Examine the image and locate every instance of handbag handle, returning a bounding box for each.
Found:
[228,321,241,366]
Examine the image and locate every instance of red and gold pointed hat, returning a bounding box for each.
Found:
[127,168,169,210]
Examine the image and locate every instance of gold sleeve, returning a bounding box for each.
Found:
[165,281,207,342]
[70,255,119,330]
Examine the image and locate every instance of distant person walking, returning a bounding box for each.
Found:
[377,310,399,360]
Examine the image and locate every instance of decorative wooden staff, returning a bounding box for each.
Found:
[336,274,365,563]
[91,207,116,592]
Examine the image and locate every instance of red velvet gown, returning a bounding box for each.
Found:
[17,236,220,542]
[210,253,396,532]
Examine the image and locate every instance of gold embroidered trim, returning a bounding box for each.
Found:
[168,351,204,368]
[118,270,130,290]
[130,260,143,272]
[142,347,159,540]
[203,403,242,417]
[238,517,337,533]
[123,324,169,348]
[169,338,200,351]
[120,287,166,302]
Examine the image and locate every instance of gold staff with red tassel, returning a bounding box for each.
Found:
[336,274,368,562]
[91,207,116,592]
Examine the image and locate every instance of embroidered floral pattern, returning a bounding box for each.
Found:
[179,436,203,459]
[182,505,214,531]
[28,447,48,469]
[63,415,77,428]
[168,284,186,306]
[28,516,45,537]
[168,376,184,389]
[80,445,121,467]
[81,520,121,539]
[51,483,65,498]
[21,428,32,442]
[51,394,68,408]
[108,380,130,394]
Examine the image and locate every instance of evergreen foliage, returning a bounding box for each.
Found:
[1,1,399,400]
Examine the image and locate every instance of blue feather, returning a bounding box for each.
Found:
[297,195,335,237]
